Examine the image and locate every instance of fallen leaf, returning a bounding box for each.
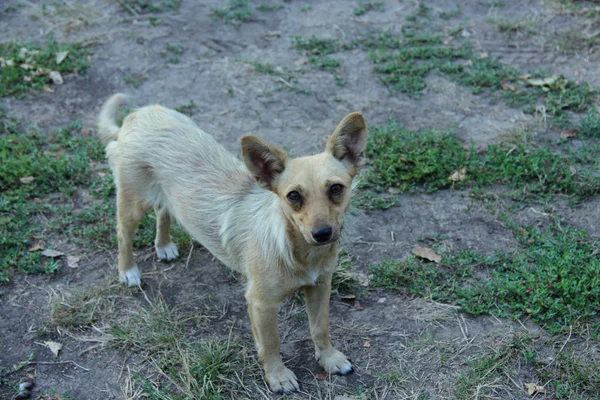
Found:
[448,168,466,182]
[478,51,489,59]
[219,109,231,116]
[524,382,546,395]
[28,241,45,252]
[377,297,387,304]
[81,126,91,137]
[354,300,364,311]
[569,165,577,175]
[20,63,33,70]
[23,76,31,82]
[294,56,309,66]
[49,70,63,85]
[43,85,55,93]
[43,341,62,357]
[524,76,562,88]
[363,340,371,348]
[97,171,107,178]
[67,255,81,269]
[412,247,441,263]
[264,30,280,40]
[55,51,69,65]
[501,82,516,92]
[340,294,356,301]
[560,129,576,139]
[5,59,15,67]
[315,372,327,380]
[20,176,34,184]
[364,369,372,375]
[41,249,64,258]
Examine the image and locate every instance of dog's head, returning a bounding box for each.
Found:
[241,113,367,246]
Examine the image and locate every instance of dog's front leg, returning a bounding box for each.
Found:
[246,290,299,393]
[304,271,353,375]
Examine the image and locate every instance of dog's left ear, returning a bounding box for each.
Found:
[326,112,368,176]
[241,135,288,190]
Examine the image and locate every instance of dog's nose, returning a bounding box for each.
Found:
[311,226,333,243]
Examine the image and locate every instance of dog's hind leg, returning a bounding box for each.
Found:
[116,191,147,286]
[154,204,179,261]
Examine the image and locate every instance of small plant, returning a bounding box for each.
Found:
[353,0,384,16]
[212,0,254,27]
[123,73,148,88]
[162,42,184,64]
[118,0,182,15]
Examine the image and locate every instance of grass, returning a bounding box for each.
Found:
[212,0,254,27]
[0,35,88,97]
[488,16,538,36]
[162,42,184,64]
[123,73,148,88]
[353,1,384,16]
[118,0,182,15]
[363,118,600,204]
[248,60,311,95]
[0,109,191,283]
[369,221,600,335]
[292,36,345,85]
[257,3,284,11]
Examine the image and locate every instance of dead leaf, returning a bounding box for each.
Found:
[315,372,328,380]
[478,51,489,59]
[20,176,34,184]
[28,240,45,252]
[569,165,577,175]
[49,71,63,85]
[55,51,69,65]
[20,63,33,70]
[23,76,31,82]
[81,126,91,137]
[43,85,55,93]
[41,249,64,258]
[412,247,441,263]
[97,171,107,178]
[560,129,576,139]
[501,82,516,92]
[340,294,356,301]
[264,30,280,40]
[364,369,372,375]
[67,255,81,269]
[448,168,466,182]
[219,109,231,116]
[43,341,62,357]
[5,59,15,67]
[524,382,546,395]
[377,297,387,304]
[363,340,371,348]
[524,76,560,88]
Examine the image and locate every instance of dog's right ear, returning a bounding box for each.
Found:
[241,135,288,190]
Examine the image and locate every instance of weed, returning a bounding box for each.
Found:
[579,108,600,138]
[118,0,182,15]
[331,250,358,295]
[123,73,148,88]
[174,100,196,116]
[488,16,538,36]
[353,1,384,16]
[292,35,345,85]
[301,4,311,12]
[438,7,461,20]
[0,35,88,97]
[148,15,160,25]
[162,42,184,64]
[212,0,254,27]
[257,3,284,11]
[552,29,599,54]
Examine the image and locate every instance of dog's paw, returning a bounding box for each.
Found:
[119,265,141,286]
[265,364,299,394]
[317,348,353,375]
[155,242,179,261]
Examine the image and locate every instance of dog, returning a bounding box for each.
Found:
[97,94,367,393]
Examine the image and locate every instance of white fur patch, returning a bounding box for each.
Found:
[119,265,141,286]
[156,242,179,261]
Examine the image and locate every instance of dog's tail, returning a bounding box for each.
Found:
[98,93,127,145]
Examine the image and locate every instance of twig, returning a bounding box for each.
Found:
[185,243,194,269]
[29,360,90,372]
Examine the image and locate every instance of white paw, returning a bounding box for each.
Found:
[155,242,179,261]
[119,265,141,286]
[265,364,299,394]
[317,348,353,375]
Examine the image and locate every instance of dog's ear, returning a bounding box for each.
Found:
[241,135,288,190]
[326,112,367,175]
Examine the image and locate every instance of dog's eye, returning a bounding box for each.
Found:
[287,191,301,203]
[330,184,344,196]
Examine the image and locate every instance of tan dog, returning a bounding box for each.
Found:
[97,94,367,393]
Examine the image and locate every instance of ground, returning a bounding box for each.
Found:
[1,0,600,399]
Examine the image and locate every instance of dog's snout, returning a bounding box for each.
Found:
[311,226,333,243]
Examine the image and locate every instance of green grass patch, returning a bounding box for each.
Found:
[212,0,254,27]
[353,0,384,16]
[370,222,600,334]
[161,42,184,64]
[0,35,88,97]
[123,73,148,88]
[292,35,345,85]
[118,0,182,15]
[363,119,600,203]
